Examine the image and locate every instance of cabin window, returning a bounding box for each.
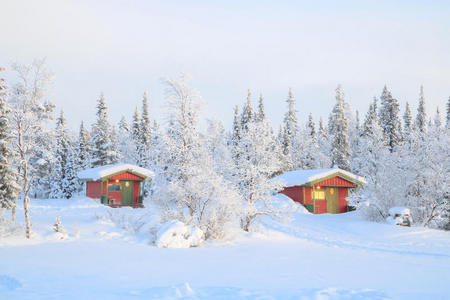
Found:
[312,190,325,200]
[108,184,121,192]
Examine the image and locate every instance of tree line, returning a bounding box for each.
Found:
[0,59,449,239]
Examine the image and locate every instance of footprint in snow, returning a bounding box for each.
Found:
[0,275,22,292]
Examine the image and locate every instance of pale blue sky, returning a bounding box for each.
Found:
[1,0,449,130]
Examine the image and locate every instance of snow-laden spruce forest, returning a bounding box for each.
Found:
[0,60,449,299]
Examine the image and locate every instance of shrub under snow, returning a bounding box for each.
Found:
[0,210,22,239]
[156,220,204,248]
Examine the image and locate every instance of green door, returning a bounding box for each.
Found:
[326,187,338,214]
[121,181,133,206]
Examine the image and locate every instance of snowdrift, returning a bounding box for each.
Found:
[156,220,204,248]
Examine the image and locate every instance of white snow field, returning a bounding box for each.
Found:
[1,197,449,300]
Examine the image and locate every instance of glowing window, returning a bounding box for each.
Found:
[312,190,325,200]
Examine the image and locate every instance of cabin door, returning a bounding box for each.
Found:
[121,181,133,206]
[326,187,338,214]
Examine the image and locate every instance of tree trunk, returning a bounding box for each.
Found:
[11,192,20,223]
[243,215,252,232]
[23,164,32,239]
[24,192,31,239]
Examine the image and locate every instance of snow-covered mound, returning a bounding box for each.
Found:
[271,193,310,214]
[156,220,204,248]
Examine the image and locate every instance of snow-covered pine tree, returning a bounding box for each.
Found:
[110,125,120,164]
[403,102,413,138]
[307,113,316,141]
[9,59,55,237]
[240,89,254,132]
[131,106,141,163]
[378,86,402,151]
[298,113,319,169]
[231,105,241,145]
[257,93,266,121]
[434,107,441,129]
[53,216,64,233]
[75,121,91,171]
[446,97,450,129]
[349,101,398,221]
[117,116,135,163]
[415,86,427,134]
[91,93,117,167]
[316,116,331,168]
[355,110,360,135]
[281,88,298,170]
[137,92,152,168]
[328,85,351,170]
[50,110,77,199]
[0,68,19,209]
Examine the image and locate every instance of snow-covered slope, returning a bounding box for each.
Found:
[0,197,449,299]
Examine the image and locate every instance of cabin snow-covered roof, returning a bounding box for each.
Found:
[77,163,155,181]
[272,168,366,186]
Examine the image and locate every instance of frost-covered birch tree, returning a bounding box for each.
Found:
[8,59,55,237]
[233,94,289,231]
[152,75,240,239]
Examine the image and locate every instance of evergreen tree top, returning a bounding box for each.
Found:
[403,102,412,132]
[118,115,129,132]
[257,93,266,121]
[416,85,427,133]
[56,109,66,129]
[283,88,297,131]
[96,93,107,118]
[446,96,450,128]
[434,107,441,128]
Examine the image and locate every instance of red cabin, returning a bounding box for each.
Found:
[77,164,154,208]
[274,168,366,214]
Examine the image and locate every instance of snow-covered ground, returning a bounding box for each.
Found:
[1,197,449,299]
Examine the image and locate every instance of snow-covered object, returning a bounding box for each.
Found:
[272,168,366,187]
[77,163,154,181]
[387,207,412,226]
[389,207,411,216]
[156,220,204,248]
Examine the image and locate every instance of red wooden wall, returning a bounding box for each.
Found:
[314,200,327,214]
[338,187,349,213]
[315,176,355,187]
[133,181,140,204]
[86,181,101,198]
[280,186,303,204]
[110,172,144,181]
[304,187,312,205]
